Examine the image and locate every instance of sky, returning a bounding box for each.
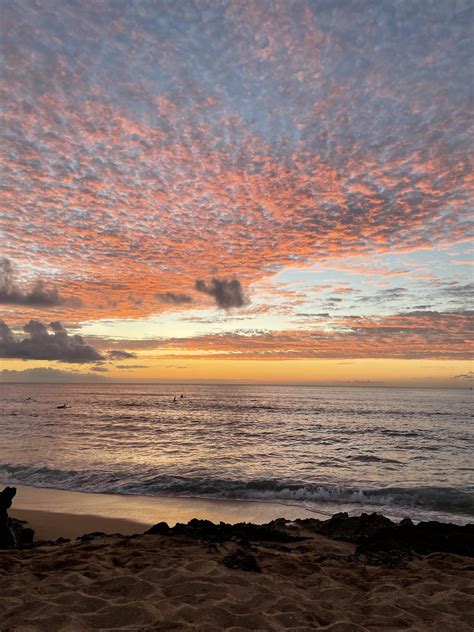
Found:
[0,0,473,387]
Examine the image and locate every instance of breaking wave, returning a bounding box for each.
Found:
[1,462,472,521]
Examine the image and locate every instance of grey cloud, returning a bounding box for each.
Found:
[357,287,408,305]
[116,364,149,369]
[0,258,81,307]
[157,292,193,304]
[453,371,474,379]
[0,367,107,382]
[0,320,103,363]
[438,281,474,304]
[108,349,137,360]
[195,277,247,309]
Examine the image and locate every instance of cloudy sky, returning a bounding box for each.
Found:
[1,0,472,386]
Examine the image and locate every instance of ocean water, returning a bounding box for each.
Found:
[0,383,472,524]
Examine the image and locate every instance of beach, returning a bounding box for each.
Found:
[1,485,474,631]
[8,483,321,540]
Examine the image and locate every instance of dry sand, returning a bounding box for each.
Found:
[1,516,473,631]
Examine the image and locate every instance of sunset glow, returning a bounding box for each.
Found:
[1,0,472,386]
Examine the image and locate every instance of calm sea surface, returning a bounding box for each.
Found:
[0,383,472,523]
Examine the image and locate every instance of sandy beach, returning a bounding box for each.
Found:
[1,485,474,631]
[7,483,322,540]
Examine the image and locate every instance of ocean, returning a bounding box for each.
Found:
[0,383,472,524]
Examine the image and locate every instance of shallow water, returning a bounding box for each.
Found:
[0,383,472,523]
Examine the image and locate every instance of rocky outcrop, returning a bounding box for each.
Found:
[295,511,474,558]
[0,486,35,548]
[357,520,474,557]
[145,518,306,544]
[0,487,16,548]
[298,512,395,543]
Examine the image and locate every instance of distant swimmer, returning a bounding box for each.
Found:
[173,396,177,402]
[180,394,184,398]
[25,397,32,401]
[56,404,70,409]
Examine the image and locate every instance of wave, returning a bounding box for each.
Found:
[0,462,473,520]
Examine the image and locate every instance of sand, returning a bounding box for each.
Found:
[7,483,322,537]
[1,518,473,630]
[1,485,474,630]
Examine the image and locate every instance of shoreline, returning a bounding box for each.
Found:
[6,482,322,540]
[4,480,473,530]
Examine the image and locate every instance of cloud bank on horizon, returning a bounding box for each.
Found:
[0,0,472,379]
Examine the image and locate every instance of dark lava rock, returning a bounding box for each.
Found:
[357,521,474,558]
[293,518,323,531]
[145,518,306,544]
[312,512,395,544]
[0,486,35,548]
[299,511,474,558]
[10,519,35,546]
[363,549,414,568]
[146,521,170,535]
[0,487,17,548]
[220,548,262,573]
[77,531,107,542]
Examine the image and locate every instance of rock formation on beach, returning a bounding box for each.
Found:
[0,486,34,548]
[291,512,474,558]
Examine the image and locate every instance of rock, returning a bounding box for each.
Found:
[220,548,262,573]
[10,519,34,545]
[364,549,413,568]
[77,531,107,542]
[293,518,323,531]
[145,521,170,535]
[0,487,17,548]
[144,518,306,544]
[0,486,35,548]
[313,512,395,543]
[357,521,474,557]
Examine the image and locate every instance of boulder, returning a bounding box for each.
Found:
[357,520,474,557]
[0,486,35,548]
[220,548,262,573]
[312,512,395,543]
[0,487,17,548]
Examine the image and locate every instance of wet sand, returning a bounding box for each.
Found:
[7,483,321,540]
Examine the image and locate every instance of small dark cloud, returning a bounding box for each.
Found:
[157,291,193,304]
[0,320,103,363]
[91,365,109,372]
[195,277,247,309]
[357,287,408,304]
[453,371,474,379]
[0,258,81,307]
[116,364,149,369]
[0,367,107,382]
[436,281,474,307]
[108,350,137,360]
